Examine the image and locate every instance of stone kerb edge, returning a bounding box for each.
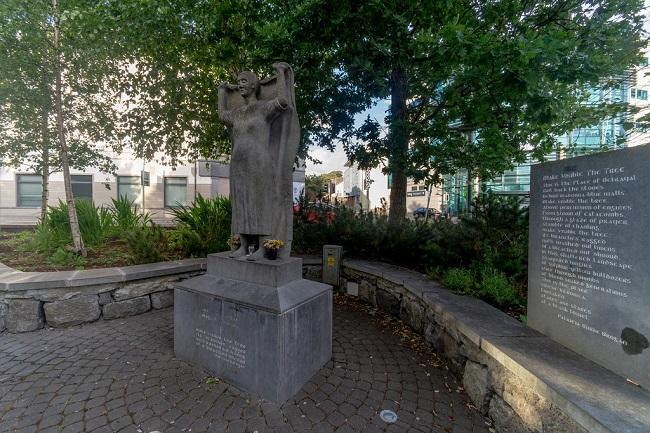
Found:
[340,260,650,433]
[0,258,207,291]
[0,259,207,332]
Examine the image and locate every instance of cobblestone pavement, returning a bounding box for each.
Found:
[0,299,490,433]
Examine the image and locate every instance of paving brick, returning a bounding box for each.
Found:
[0,306,488,433]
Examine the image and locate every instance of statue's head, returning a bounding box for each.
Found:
[237,71,259,98]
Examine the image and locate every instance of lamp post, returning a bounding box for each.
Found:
[363,169,373,211]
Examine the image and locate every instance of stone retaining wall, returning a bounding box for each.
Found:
[1,256,648,433]
[339,259,650,433]
[0,257,322,333]
[0,259,206,332]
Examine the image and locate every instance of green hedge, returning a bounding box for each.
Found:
[293,191,528,308]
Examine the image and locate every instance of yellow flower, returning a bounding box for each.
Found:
[227,235,241,248]
[263,239,284,250]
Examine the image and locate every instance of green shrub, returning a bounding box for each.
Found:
[110,196,151,231]
[124,225,168,264]
[168,226,202,257]
[293,190,529,310]
[463,191,529,286]
[40,200,114,250]
[75,199,113,245]
[442,268,474,294]
[294,190,528,280]
[477,267,520,306]
[170,195,231,257]
[27,197,155,256]
[20,223,68,254]
[47,247,86,269]
[293,197,438,268]
[44,200,70,231]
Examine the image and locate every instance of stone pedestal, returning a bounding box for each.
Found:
[174,252,332,403]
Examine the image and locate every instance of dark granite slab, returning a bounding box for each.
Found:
[174,277,332,403]
[175,255,332,403]
[207,252,302,287]
[176,273,330,314]
[528,146,650,389]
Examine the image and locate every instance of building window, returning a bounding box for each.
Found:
[631,88,648,100]
[71,175,92,200]
[17,174,42,207]
[419,186,427,191]
[164,177,187,208]
[117,176,141,204]
[411,186,418,191]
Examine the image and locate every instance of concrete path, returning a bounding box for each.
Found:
[0,300,490,433]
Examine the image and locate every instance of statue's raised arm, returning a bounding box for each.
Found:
[217,83,239,126]
[272,62,290,109]
[218,63,300,261]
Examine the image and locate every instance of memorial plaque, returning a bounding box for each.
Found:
[528,145,650,389]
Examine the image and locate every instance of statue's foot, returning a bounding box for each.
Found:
[246,248,265,261]
[229,245,247,258]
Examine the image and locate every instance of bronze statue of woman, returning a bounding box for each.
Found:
[218,63,300,261]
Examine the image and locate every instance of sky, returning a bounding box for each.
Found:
[305,100,388,175]
[306,5,650,176]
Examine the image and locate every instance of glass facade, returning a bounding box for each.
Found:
[482,161,532,195]
[71,175,93,200]
[440,80,637,215]
[117,176,141,204]
[441,171,469,215]
[17,174,42,207]
[164,177,187,208]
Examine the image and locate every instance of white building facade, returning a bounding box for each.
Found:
[0,152,305,228]
[338,162,390,212]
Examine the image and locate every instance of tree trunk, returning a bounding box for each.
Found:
[40,84,50,223]
[466,168,473,215]
[387,66,408,226]
[424,181,432,223]
[40,133,49,223]
[52,0,85,256]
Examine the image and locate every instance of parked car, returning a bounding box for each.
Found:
[413,207,439,219]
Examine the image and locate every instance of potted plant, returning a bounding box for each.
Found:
[262,239,284,260]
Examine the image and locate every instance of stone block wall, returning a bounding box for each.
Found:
[0,259,206,333]
[0,274,198,332]
[0,258,323,333]
[339,260,650,433]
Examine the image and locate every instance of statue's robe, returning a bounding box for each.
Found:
[219,66,300,258]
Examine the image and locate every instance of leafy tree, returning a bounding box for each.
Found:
[323,170,342,181]
[254,0,646,222]
[305,174,327,202]
[91,1,235,164]
[305,171,341,202]
[88,0,373,167]
[51,0,646,228]
[0,0,119,248]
